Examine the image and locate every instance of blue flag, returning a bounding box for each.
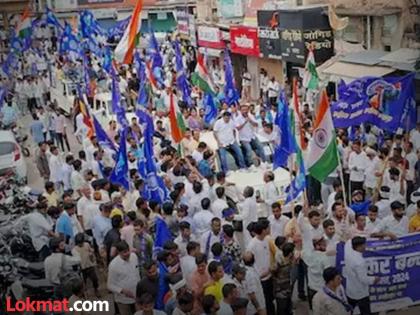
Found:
[107,17,130,39]
[203,92,217,125]
[111,67,129,129]
[80,10,104,39]
[148,31,163,69]
[285,149,306,203]
[46,7,63,31]
[223,48,240,106]
[0,85,6,109]
[2,51,18,76]
[59,23,80,55]
[109,129,129,190]
[154,216,172,253]
[136,110,169,204]
[134,53,149,107]
[174,40,191,106]
[273,92,294,169]
[81,54,92,96]
[102,46,112,74]
[92,115,116,152]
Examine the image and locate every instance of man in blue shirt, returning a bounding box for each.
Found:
[0,102,17,127]
[56,203,77,244]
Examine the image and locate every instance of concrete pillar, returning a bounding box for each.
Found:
[372,16,383,50]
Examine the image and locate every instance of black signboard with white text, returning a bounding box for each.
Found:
[278,6,334,65]
[257,10,282,60]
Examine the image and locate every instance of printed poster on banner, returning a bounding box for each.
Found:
[230,26,260,57]
[336,234,420,313]
[331,73,416,132]
[197,26,225,49]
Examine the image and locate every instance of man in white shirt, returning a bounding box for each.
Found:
[301,237,334,308]
[375,186,392,219]
[234,104,267,168]
[193,198,215,237]
[298,209,323,252]
[322,219,339,265]
[246,219,275,315]
[180,241,200,283]
[262,171,280,215]
[371,201,409,239]
[61,155,74,191]
[364,148,380,197]
[49,145,63,192]
[174,222,197,258]
[348,141,368,195]
[242,252,267,314]
[212,186,229,219]
[365,205,382,235]
[213,112,246,174]
[200,217,223,258]
[107,241,140,315]
[409,122,420,150]
[235,186,258,244]
[267,76,280,106]
[344,237,379,315]
[404,141,417,203]
[268,202,290,239]
[77,187,99,234]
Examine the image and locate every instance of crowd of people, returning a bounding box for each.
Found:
[1,16,420,315]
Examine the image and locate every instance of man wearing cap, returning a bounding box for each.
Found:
[301,237,334,308]
[371,201,409,239]
[344,237,379,315]
[364,147,380,198]
[213,111,246,174]
[375,186,392,219]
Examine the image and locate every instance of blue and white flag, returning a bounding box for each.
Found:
[109,129,129,190]
[148,31,163,69]
[59,23,80,54]
[134,53,149,107]
[46,7,63,31]
[107,17,130,39]
[223,48,240,106]
[203,92,217,125]
[174,40,191,106]
[273,91,294,169]
[92,115,116,152]
[80,10,104,39]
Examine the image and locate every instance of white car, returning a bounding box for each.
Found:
[0,130,27,180]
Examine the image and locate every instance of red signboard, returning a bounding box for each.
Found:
[230,26,260,57]
[197,26,225,49]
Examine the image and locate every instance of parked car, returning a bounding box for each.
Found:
[0,131,27,181]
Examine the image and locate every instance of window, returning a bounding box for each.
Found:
[342,17,364,44]
[383,14,398,37]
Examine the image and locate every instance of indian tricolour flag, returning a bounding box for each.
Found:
[115,0,143,64]
[168,91,186,143]
[307,90,338,182]
[16,7,32,41]
[191,53,216,95]
[303,48,319,90]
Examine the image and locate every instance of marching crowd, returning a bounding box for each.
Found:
[1,20,420,315]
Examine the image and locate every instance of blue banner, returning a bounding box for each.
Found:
[331,73,416,132]
[336,234,420,313]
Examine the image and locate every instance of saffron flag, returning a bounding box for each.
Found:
[307,90,339,182]
[114,0,143,64]
[168,91,186,143]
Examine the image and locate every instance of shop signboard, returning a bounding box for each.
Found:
[230,26,260,57]
[218,0,244,19]
[257,10,282,60]
[197,25,225,49]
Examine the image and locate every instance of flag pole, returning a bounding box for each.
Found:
[336,138,348,208]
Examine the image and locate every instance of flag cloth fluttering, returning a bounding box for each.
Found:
[59,23,80,54]
[109,129,129,190]
[273,91,295,169]
[285,109,306,203]
[303,48,319,90]
[174,40,192,106]
[46,7,63,31]
[134,53,149,107]
[168,91,186,143]
[292,78,307,150]
[203,93,217,125]
[92,115,116,152]
[223,48,240,106]
[114,0,143,64]
[191,53,216,95]
[77,85,94,138]
[307,89,339,182]
[111,67,129,129]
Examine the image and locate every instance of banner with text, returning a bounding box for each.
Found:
[331,73,416,132]
[336,233,420,313]
[230,26,260,57]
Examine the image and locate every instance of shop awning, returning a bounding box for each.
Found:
[321,61,395,80]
